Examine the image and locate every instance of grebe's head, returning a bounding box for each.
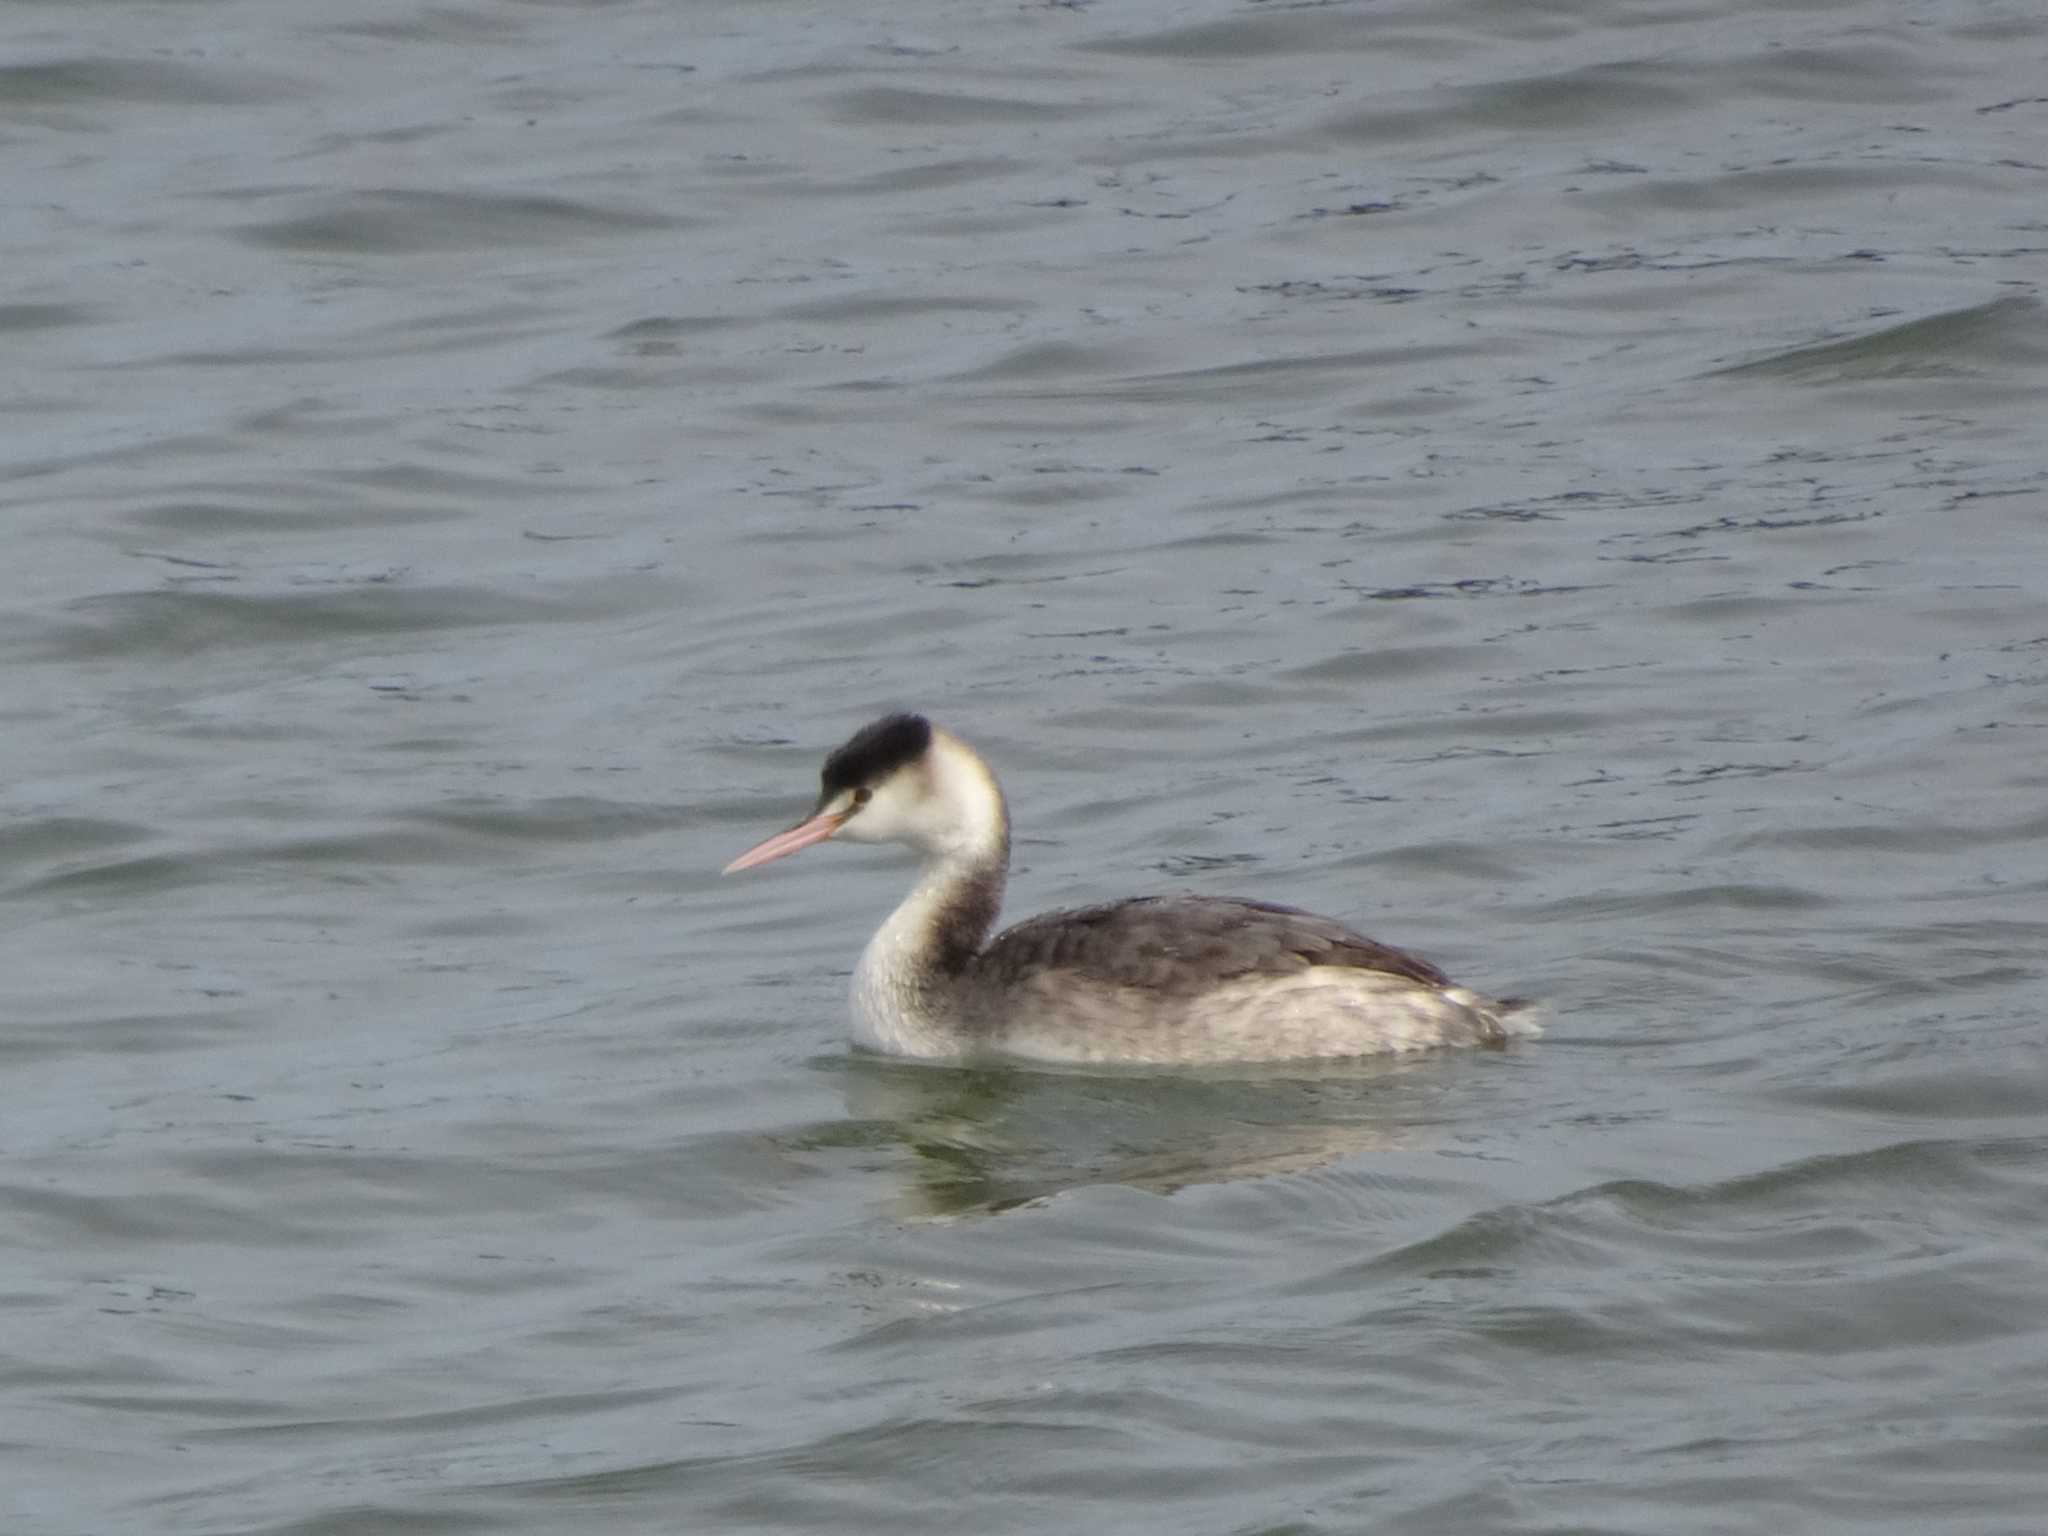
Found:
[723,713,1006,873]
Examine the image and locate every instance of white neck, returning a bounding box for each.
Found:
[848,728,1010,1055]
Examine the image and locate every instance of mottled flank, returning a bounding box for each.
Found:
[937,897,1531,1064]
[980,967,1531,1067]
[820,712,932,798]
[972,895,1455,995]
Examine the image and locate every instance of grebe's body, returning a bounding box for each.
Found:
[724,715,1535,1066]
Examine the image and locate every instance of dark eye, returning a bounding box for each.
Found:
[852,786,872,806]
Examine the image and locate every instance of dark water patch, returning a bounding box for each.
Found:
[245,827,537,870]
[173,1502,499,1536]
[1589,1138,2040,1233]
[0,1009,252,1063]
[1131,529,1274,553]
[237,190,679,253]
[1786,1069,2048,1122]
[959,476,1126,509]
[1047,712,1207,747]
[37,585,592,661]
[778,293,1029,323]
[330,8,528,43]
[7,850,223,902]
[410,908,556,940]
[673,599,992,671]
[533,363,689,391]
[138,345,329,368]
[1349,575,1592,600]
[376,735,475,757]
[0,301,98,332]
[1277,638,1474,684]
[905,547,1129,586]
[1863,917,2048,961]
[0,1182,345,1249]
[0,56,303,111]
[1152,852,1263,877]
[1663,760,1815,786]
[1657,591,1844,625]
[1391,0,1614,41]
[1454,708,1605,739]
[605,314,745,343]
[1715,43,1949,104]
[1309,1202,1592,1290]
[190,1384,690,1445]
[1711,296,2048,382]
[823,1275,1140,1355]
[0,818,181,903]
[949,341,1149,385]
[1240,276,1429,306]
[1140,678,1286,709]
[313,462,571,501]
[824,88,1088,126]
[1595,160,2012,218]
[1528,882,1826,919]
[52,1388,294,1424]
[1736,808,2048,853]
[901,407,1152,440]
[503,1413,1118,1514]
[400,797,680,845]
[1331,839,1528,884]
[1583,812,1702,843]
[988,344,1497,407]
[1637,508,1889,549]
[1224,484,1426,518]
[904,209,1083,240]
[0,815,153,866]
[1444,498,1571,524]
[1322,61,1696,144]
[803,157,1027,196]
[5,426,243,483]
[358,303,569,354]
[1662,1251,2043,1358]
[157,1142,753,1227]
[126,498,462,533]
[1317,1136,2044,1311]
[1081,11,1399,60]
[1137,345,1487,390]
[1088,9,1542,71]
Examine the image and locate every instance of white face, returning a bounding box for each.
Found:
[830,762,941,850]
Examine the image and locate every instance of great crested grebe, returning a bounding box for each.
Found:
[723,714,1537,1066]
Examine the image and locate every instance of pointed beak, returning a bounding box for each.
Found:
[722,808,846,874]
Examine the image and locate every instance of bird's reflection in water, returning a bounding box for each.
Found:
[815,1051,1450,1219]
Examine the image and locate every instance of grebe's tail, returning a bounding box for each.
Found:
[1447,989,1546,1042]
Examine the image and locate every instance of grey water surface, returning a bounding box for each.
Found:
[5,0,2047,1531]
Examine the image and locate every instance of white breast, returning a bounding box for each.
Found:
[849,870,965,1057]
